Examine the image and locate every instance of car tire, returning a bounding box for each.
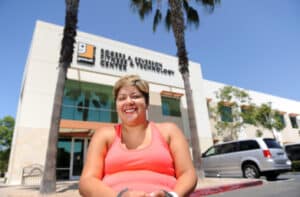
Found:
[243,164,260,178]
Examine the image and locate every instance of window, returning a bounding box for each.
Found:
[241,106,255,125]
[239,140,260,151]
[275,113,285,128]
[289,116,299,128]
[219,105,233,122]
[263,139,282,149]
[203,145,221,157]
[219,142,238,154]
[61,80,117,122]
[56,138,71,180]
[161,96,181,117]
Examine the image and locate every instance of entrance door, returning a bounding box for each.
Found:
[57,137,89,180]
[70,138,90,179]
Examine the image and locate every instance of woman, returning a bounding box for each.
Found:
[79,75,197,197]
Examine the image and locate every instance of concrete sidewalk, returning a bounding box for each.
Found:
[0,177,263,196]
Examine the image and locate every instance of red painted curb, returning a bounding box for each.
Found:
[190,180,263,196]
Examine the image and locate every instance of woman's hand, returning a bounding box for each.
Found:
[121,190,167,197]
[120,189,148,197]
[147,190,167,197]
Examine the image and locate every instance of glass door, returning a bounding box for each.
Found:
[71,138,84,179]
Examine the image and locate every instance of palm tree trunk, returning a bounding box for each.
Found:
[168,0,203,177]
[40,0,79,194]
[40,63,67,193]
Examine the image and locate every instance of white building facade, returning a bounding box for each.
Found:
[6,21,300,185]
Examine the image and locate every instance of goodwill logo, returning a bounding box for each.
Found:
[77,42,95,64]
[77,42,174,76]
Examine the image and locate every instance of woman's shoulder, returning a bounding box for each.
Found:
[153,121,180,132]
[92,124,117,143]
[152,121,182,139]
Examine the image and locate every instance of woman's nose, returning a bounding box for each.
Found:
[125,96,134,103]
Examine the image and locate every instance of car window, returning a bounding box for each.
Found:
[219,142,238,154]
[239,140,260,151]
[263,139,282,149]
[285,144,300,160]
[203,145,221,157]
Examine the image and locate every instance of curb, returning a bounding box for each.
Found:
[190,180,263,196]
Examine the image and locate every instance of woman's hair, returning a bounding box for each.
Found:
[113,75,149,105]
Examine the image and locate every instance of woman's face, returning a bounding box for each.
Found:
[116,85,147,125]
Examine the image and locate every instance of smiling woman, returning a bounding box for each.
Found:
[79,74,197,197]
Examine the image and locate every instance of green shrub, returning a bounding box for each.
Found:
[291,160,300,171]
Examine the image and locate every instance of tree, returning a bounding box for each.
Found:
[209,86,255,141]
[0,116,15,176]
[129,0,220,176]
[254,102,285,143]
[40,0,79,194]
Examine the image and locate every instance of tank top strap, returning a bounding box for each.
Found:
[150,122,169,149]
[114,124,122,138]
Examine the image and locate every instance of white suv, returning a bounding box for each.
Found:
[202,138,291,180]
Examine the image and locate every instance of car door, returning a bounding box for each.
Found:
[202,145,222,177]
[217,142,240,177]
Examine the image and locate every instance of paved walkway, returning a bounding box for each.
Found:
[0,177,263,196]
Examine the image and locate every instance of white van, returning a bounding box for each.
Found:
[202,138,291,180]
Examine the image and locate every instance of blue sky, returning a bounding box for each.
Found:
[0,0,299,119]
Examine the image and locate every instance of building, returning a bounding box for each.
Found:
[6,21,212,184]
[6,21,300,185]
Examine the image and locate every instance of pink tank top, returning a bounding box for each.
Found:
[102,122,176,193]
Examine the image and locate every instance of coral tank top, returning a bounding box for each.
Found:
[102,122,176,193]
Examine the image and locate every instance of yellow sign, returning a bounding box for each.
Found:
[77,42,95,64]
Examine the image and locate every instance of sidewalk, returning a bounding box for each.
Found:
[0,177,263,196]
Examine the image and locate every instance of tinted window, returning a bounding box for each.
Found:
[285,144,300,160]
[219,142,238,154]
[203,145,221,157]
[239,140,260,151]
[263,139,282,149]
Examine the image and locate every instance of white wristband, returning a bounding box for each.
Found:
[168,191,179,197]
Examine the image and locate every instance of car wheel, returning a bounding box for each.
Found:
[243,164,260,178]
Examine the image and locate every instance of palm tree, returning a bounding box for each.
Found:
[129,0,220,177]
[40,0,79,194]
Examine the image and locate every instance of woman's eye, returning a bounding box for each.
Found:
[132,94,142,99]
[117,96,126,101]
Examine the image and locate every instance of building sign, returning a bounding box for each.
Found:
[77,42,175,76]
[77,43,95,64]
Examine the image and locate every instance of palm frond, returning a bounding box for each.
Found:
[183,2,199,28]
[196,0,220,12]
[183,0,189,12]
[130,0,143,12]
[187,10,199,28]
[130,0,152,20]
[153,9,162,32]
[140,0,152,20]
[164,9,172,32]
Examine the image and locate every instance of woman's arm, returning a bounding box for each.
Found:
[79,126,118,197]
[162,122,198,197]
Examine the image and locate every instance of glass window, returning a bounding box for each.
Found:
[239,140,260,151]
[57,138,71,180]
[203,145,221,157]
[263,139,282,149]
[241,107,255,125]
[61,80,118,123]
[220,142,238,154]
[220,105,233,122]
[161,96,181,117]
[274,113,285,128]
[289,116,299,129]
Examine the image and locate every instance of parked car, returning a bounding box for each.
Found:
[202,138,291,180]
[284,142,300,161]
